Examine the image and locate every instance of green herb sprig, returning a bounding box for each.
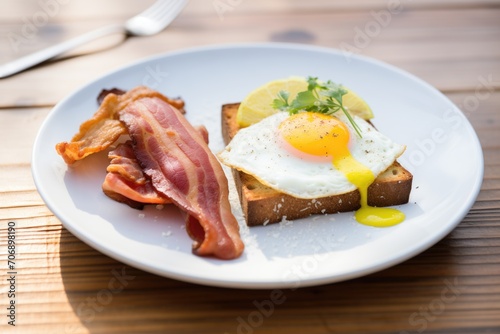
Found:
[272,77,362,137]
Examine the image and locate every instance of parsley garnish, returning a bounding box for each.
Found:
[272,77,362,137]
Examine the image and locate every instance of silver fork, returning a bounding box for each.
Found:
[0,0,188,78]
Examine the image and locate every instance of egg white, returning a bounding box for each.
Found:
[218,112,405,199]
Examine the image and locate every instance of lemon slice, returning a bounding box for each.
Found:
[342,89,374,120]
[237,77,308,127]
[237,77,373,127]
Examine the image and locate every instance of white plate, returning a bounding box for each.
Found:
[32,43,483,289]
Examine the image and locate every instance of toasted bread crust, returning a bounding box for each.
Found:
[221,103,413,226]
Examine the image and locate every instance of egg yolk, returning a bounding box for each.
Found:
[279,112,404,227]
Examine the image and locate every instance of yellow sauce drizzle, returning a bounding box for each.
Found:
[334,154,405,227]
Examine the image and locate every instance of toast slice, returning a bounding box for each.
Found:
[221,103,413,226]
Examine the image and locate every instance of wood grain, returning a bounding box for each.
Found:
[0,0,499,333]
[1,4,500,107]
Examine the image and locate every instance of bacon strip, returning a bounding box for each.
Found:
[102,125,209,209]
[119,98,244,259]
[56,86,185,165]
[102,141,171,209]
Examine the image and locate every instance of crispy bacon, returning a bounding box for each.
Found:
[56,86,185,165]
[119,98,244,259]
[102,125,209,209]
[97,88,126,105]
[102,141,171,209]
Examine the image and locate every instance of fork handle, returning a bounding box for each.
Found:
[0,24,124,79]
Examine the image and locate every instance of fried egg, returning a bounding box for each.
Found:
[218,111,407,226]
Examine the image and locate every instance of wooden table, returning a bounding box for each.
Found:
[1,1,499,333]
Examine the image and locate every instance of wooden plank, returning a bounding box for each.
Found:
[1,7,499,107]
[0,108,50,164]
[0,164,36,192]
